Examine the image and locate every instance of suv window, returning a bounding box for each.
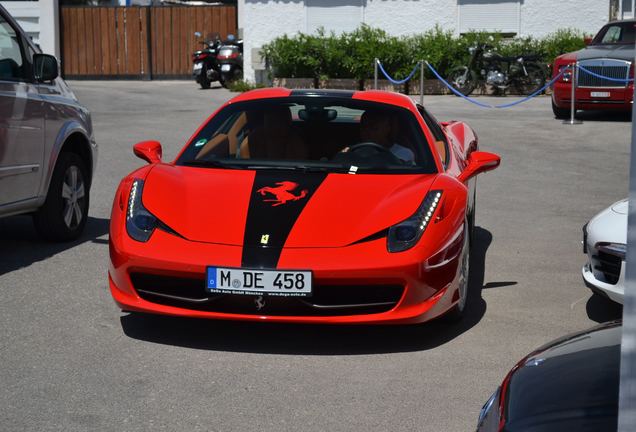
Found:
[0,15,26,80]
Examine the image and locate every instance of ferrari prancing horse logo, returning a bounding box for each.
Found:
[260,234,270,245]
[257,181,308,207]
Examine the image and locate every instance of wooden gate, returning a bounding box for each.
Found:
[60,6,237,79]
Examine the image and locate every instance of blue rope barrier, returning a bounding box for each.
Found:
[577,64,634,83]
[425,61,567,109]
[377,60,420,85]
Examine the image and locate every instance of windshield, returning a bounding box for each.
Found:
[592,22,636,45]
[176,97,437,174]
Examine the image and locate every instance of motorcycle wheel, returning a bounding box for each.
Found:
[514,63,547,95]
[199,70,211,89]
[446,67,477,97]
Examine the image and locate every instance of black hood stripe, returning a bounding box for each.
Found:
[241,171,327,269]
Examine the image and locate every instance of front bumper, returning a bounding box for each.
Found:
[109,226,465,325]
[581,263,624,305]
[553,81,633,111]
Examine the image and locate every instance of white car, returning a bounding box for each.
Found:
[582,199,627,304]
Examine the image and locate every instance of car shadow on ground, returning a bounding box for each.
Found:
[586,294,623,323]
[0,215,110,276]
[574,110,631,122]
[120,226,493,355]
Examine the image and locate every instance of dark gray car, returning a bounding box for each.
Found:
[0,5,96,241]
[476,321,620,431]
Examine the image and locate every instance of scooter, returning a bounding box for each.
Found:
[192,32,222,89]
[216,34,243,88]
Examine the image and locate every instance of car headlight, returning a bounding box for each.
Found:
[477,387,501,429]
[558,65,572,82]
[126,179,158,242]
[387,190,442,253]
[597,242,627,260]
[126,179,180,242]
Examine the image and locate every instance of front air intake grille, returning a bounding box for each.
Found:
[130,272,404,316]
[591,251,621,285]
[577,60,630,88]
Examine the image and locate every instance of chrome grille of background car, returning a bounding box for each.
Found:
[577,59,630,88]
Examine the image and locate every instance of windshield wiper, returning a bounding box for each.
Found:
[247,164,349,173]
[182,160,239,169]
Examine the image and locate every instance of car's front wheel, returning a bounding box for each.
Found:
[444,222,470,322]
[33,152,90,241]
[552,99,570,120]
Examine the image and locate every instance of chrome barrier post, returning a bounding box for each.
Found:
[419,60,424,106]
[563,62,582,125]
[374,58,378,90]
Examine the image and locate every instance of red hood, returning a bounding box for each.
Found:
[142,164,435,248]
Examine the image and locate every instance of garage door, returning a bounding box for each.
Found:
[458,0,520,34]
[306,0,364,34]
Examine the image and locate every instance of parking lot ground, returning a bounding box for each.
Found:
[0,81,628,431]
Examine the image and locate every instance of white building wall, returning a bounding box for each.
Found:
[241,0,610,83]
[1,0,59,57]
[518,0,608,37]
[241,0,307,83]
[363,0,457,37]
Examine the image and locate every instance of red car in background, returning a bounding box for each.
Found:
[108,88,500,325]
[552,20,634,118]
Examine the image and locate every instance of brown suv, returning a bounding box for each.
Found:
[0,5,96,241]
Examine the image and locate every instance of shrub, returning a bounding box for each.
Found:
[228,79,266,93]
[541,28,587,62]
[262,26,588,82]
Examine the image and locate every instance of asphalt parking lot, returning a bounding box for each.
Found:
[0,81,629,431]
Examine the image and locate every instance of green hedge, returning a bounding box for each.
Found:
[262,25,587,81]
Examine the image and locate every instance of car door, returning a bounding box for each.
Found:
[0,11,44,207]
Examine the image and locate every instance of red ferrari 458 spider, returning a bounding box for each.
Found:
[109,88,500,325]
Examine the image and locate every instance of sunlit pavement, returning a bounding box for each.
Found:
[0,82,627,431]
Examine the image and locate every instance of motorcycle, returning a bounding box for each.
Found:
[192,31,222,89]
[216,34,243,88]
[446,43,548,96]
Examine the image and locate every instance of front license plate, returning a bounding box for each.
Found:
[591,91,610,98]
[193,62,203,72]
[221,64,231,72]
[206,267,312,297]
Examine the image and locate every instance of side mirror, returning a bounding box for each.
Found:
[458,151,500,183]
[33,53,59,82]
[133,140,162,164]
[583,36,593,46]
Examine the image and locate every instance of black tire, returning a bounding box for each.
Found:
[552,99,570,120]
[514,63,547,95]
[443,222,471,323]
[446,67,477,96]
[199,74,211,89]
[33,152,90,242]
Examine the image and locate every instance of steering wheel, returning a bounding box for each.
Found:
[342,141,403,165]
[347,142,391,154]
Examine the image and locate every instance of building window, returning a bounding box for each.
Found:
[620,0,635,18]
[458,0,521,35]
[305,0,364,34]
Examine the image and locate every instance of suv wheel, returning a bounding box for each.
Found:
[33,152,89,241]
